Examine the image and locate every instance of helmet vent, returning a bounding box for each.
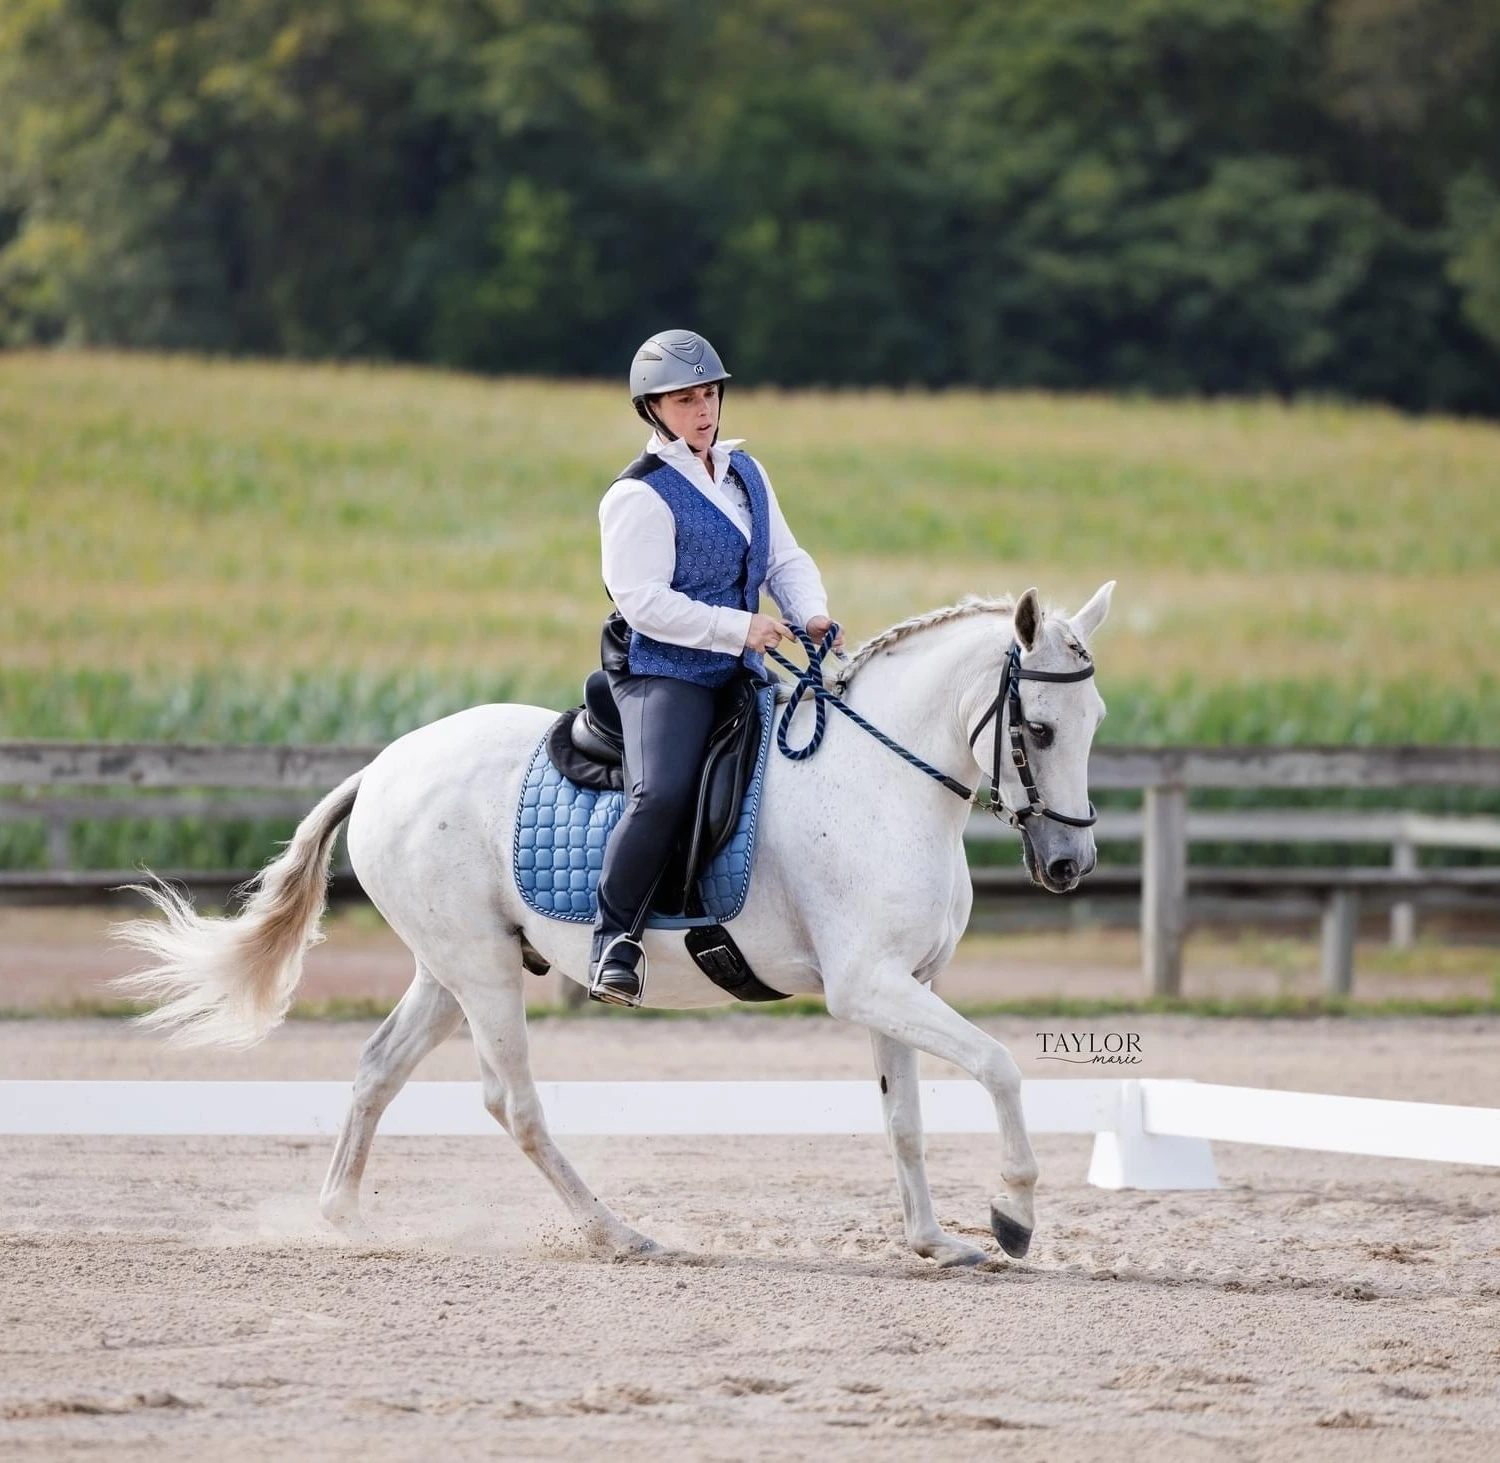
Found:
[638,350,663,362]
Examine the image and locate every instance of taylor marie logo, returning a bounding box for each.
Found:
[1036,1031,1143,1066]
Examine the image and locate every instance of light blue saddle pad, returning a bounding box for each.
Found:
[513,683,777,929]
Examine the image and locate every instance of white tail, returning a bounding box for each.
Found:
[109,769,365,1048]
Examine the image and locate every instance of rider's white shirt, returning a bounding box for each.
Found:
[599,431,830,656]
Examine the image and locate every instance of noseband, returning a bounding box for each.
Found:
[968,641,1098,830]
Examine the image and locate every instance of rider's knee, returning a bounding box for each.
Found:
[628,774,696,821]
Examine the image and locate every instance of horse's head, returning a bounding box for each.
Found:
[987,581,1113,893]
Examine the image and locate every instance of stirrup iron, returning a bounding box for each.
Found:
[588,933,648,1008]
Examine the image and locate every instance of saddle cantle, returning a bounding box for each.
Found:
[546,672,625,777]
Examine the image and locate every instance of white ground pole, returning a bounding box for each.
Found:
[3,1079,1499,1189]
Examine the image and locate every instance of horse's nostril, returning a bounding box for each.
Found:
[1048,857,1078,885]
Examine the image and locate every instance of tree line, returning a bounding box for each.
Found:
[2,0,1498,412]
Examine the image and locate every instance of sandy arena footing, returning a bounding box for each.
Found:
[2,1015,1498,1461]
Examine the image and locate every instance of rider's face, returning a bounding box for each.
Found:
[651,382,720,454]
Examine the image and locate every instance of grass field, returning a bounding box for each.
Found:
[1,348,1496,882]
[3,349,1498,717]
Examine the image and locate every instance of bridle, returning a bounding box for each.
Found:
[967,640,1099,830]
[767,622,1098,832]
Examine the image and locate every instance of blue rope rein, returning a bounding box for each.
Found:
[763,622,976,801]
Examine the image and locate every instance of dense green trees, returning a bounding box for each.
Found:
[2,0,1497,410]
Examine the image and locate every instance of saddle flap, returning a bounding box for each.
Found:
[657,673,764,915]
[699,677,761,848]
[516,682,775,932]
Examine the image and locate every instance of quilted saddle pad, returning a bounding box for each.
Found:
[513,683,776,929]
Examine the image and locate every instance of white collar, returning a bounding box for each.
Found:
[647,431,746,477]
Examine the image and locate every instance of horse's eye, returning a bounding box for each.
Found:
[1027,722,1054,748]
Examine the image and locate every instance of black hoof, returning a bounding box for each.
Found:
[989,1206,1033,1259]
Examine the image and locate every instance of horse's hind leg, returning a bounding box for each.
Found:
[462,971,670,1261]
[870,1031,988,1267]
[319,961,464,1227]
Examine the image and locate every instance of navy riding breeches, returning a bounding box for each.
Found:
[591,669,718,957]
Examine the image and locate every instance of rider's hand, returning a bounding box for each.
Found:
[805,614,846,652]
[745,612,792,652]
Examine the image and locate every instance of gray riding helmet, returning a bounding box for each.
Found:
[630,329,731,432]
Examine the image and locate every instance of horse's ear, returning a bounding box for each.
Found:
[1071,580,1115,642]
[1014,587,1043,651]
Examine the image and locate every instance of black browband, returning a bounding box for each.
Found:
[968,641,1098,829]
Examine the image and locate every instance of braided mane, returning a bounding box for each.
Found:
[831,593,1015,692]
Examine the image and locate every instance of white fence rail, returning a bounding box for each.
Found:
[5,1078,1497,1191]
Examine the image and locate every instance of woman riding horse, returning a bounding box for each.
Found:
[590,329,844,1005]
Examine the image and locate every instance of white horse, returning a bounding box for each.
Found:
[113,581,1113,1267]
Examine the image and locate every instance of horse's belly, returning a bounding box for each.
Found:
[641,954,823,1008]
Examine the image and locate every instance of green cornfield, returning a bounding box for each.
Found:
[2,351,1497,871]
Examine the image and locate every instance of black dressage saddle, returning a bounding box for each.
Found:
[542,610,765,919]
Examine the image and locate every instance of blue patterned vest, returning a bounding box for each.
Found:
[621,449,771,688]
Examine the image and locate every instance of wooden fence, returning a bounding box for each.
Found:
[3,740,1499,997]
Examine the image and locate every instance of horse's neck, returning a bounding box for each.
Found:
[839,614,1008,813]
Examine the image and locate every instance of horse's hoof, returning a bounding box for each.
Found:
[585,1219,675,1262]
[918,1232,989,1268]
[936,1242,990,1269]
[617,1240,677,1262]
[611,1232,678,1262]
[989,1203,1033,1259]
[319,1194,363,1230]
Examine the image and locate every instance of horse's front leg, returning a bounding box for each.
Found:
[827,961,1038,1258]
[870,1030,989,1267]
